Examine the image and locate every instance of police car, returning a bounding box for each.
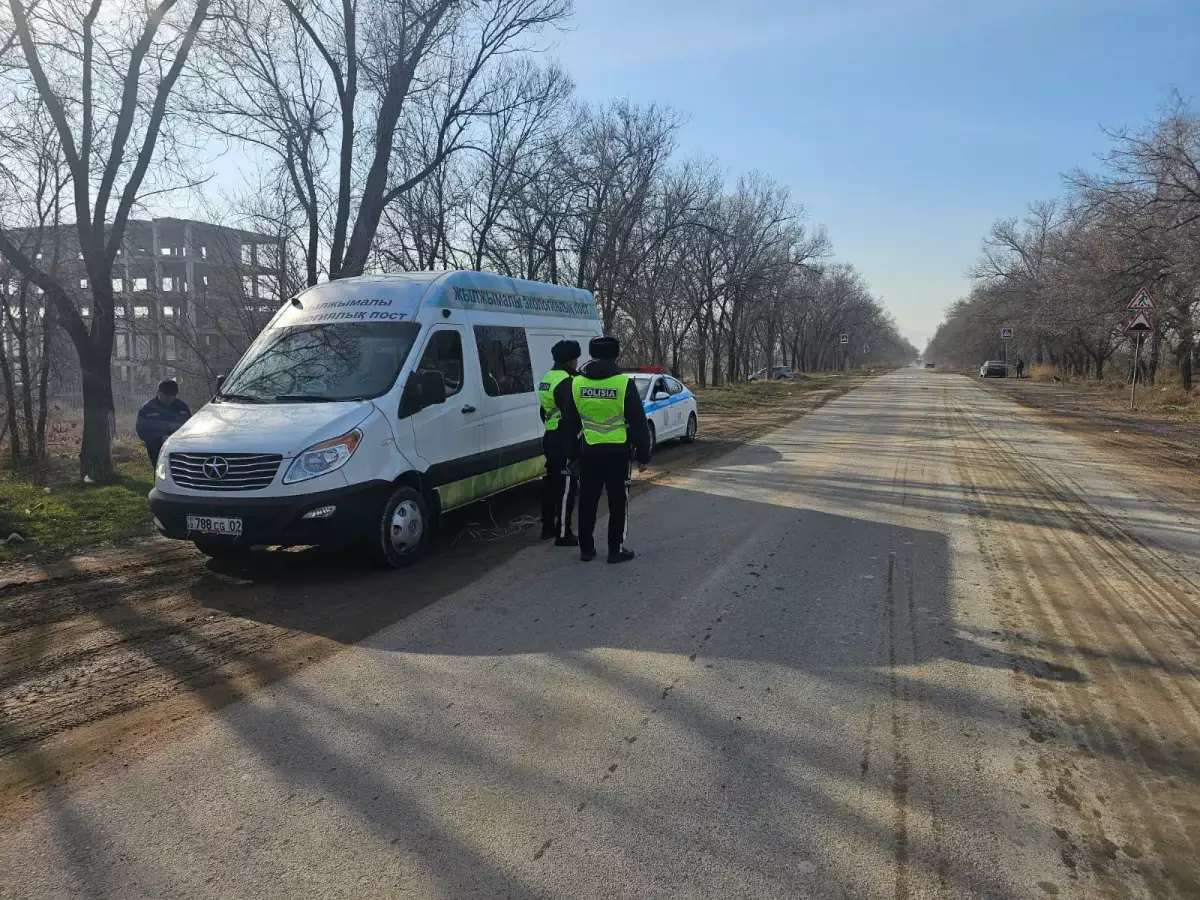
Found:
[625,367,698,455]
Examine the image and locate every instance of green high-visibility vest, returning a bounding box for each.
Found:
[572,374,628,446]
[538,369,572,431]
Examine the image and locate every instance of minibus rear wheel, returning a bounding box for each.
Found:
[374,485,429,568]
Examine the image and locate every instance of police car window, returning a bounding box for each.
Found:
[414,329,463,398]
[665,377,683,395]
[474,325,533,397]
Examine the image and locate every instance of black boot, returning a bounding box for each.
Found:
[580,548,597,562]
[607,549,635,564]
[555,532,579,547]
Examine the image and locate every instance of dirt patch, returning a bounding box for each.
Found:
[980,378,1200,494]
[0,374,871,828]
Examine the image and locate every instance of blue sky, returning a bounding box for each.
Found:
[550,0,1200,348]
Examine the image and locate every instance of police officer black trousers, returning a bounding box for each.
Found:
[541,433,577,541]
[577,454,630,558]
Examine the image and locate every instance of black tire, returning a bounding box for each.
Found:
[372,485,429,569]
[682,412,697,443]
[647,421,657,457]
[193,540,250,559]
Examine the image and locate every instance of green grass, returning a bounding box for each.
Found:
[0,453,155,558]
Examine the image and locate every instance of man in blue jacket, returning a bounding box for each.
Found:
[136,379,191,467]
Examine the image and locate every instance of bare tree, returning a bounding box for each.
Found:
[0,0,212,480]
[201,0,570,287]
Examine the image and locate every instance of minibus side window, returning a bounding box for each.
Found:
[474,325,533,397]
[414,330,464,398]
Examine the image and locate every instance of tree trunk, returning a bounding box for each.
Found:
[0,304,21,463]
[1,376,20,464]
[34,298,56,472]
[17,302,35,459]
[78,346,115,481]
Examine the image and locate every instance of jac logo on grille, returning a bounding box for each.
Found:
[202,457,230,480]
[580,388,619,399]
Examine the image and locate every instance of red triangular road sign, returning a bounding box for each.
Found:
[1128,288,1154,310]
[1127,311,1153,333]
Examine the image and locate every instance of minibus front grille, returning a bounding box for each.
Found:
[169,452,283,491]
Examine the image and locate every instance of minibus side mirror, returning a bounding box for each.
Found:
[216,374,226,391]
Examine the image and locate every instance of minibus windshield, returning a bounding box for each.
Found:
[218,321,422,403]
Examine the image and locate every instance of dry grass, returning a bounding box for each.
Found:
[689,373,841,412]
[1010,366,1199,421]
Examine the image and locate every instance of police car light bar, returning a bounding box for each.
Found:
[623,365,666,373]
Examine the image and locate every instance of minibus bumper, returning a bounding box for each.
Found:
[148,481,391,547]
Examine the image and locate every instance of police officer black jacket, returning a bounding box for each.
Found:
[556,357,652,465]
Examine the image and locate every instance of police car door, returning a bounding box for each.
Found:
[663,376,686,437]
[646,377,668,436]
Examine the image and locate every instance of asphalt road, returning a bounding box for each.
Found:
[4,370,1199,900]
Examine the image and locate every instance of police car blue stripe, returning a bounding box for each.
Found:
[643,391,691,414]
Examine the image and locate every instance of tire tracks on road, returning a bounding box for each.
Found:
[947,381,1200,899]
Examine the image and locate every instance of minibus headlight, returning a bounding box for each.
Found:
[155,453,168,481]
[284,429,362,484]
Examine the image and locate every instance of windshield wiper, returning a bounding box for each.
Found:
[273,394,345,403]
[215,392,268,404]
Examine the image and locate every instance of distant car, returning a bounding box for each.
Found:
[979,360,1007,377]
[748,365,793,382]
[924,361,936,369]
[628,372,698,455]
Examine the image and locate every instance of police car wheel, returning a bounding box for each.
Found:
[647,421,657,456]
[682,413,697,443]
[374,485,428,568]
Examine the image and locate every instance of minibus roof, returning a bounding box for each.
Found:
[272,271,598,329]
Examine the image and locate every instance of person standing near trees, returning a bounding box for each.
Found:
[136,379,191,468]
[1016,359,1025,378]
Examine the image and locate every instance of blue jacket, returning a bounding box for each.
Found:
[136,397,191,445]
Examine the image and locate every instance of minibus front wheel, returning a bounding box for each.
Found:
[374,485,429,568]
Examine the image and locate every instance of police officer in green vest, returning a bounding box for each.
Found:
[539,340,581,545]
[559,335,651,563]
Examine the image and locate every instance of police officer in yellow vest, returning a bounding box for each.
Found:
[539,340,581,545]
[559,335,651,563]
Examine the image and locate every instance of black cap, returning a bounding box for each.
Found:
[589,336,620,360]
[551,339,581,364]
[158,379,179,396]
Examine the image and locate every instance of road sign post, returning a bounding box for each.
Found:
[840,333,850,372]
[1001,328,1013,375]
[1130,334,1143,410]
[1125,290,1155,410]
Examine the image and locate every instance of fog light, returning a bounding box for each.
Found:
[302,505,336,520]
